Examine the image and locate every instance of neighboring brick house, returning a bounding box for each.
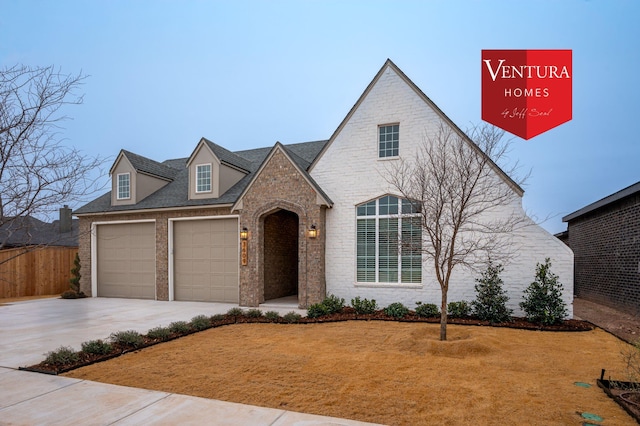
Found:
[75,59,573,315]
[0,206,79,297]
[562,181,640,316]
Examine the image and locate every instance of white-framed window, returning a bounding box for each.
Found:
[196,164,212,193]
[379,124,399,158]
[117,173,130,200]
[356,195,422,284]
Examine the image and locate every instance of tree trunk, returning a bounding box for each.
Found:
[440,290,448,341]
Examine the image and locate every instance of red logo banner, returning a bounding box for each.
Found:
[481,50,572,140]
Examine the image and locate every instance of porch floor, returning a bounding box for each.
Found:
[259,295,299,310]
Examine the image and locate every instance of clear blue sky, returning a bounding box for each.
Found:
[1,0,638,233]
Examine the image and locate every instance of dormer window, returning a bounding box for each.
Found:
[379,124,399,158]
[117,173,130,200]
[196,164,212,193]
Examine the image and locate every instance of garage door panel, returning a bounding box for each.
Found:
[174,218,238,303]
[97,222,155,299]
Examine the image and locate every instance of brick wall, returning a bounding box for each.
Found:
[567,192,640,316]
[238,146,327,308]
[311,64,574,316]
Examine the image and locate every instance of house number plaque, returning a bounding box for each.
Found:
[241,240,248,266]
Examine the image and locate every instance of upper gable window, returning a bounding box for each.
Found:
[379,124,399,158]
[117,173,130,200]
[196,164,212,193]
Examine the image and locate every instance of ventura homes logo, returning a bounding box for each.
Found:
[481,50,572,140]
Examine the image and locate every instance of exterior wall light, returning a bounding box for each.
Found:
[240,227,248,240]
[308,224,318,239]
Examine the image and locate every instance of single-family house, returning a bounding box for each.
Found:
[562,180,640,316]
[0,205,78,249]
[75,59,573,316]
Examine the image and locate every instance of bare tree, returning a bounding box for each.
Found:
[385,123,527,341]
[0,64,105,250]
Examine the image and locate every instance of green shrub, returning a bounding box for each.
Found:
[60,290,79,299]
[351,296,378,314]
[69,253,81,293]
[447,301,471,318]
[190,315,211,331]
[264,311,281,321]
[415,302,439,317]
[147,326,172,341]
[282,311,302,323]
[321,294,345,314]
[110,330,144,348]
[245,309,264,318]
[307,303,329,318]
[44,346,79,366]
[520,258,567,325]
[168,321,191,334]
[210,314,226,322]
[226,307,244,317]
[81,339,112,355]
[472,261,513,324]
[384,302,409,318]
[306,294,346,318]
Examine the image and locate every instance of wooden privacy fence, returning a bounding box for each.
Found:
[0,246,78,298]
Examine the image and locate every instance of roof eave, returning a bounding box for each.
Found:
[74,203,235,218]
[563,180,640,222]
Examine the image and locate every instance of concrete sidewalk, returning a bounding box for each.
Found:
[0,368,380,425]
[0,298,383,426]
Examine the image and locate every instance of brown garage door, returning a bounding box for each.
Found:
[97,222,156,299]
[173,218,238,303]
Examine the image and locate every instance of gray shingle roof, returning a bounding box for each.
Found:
[75,140,329,215]
[202,139,254,172]
[121,150,179,180]
[0,216,79,247]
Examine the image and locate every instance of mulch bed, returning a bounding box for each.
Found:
[21,308,593,375]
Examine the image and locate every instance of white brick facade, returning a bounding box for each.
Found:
[311,63,574,317]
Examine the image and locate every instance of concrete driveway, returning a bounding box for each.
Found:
[0,297,305,369]
[0,297,382,425]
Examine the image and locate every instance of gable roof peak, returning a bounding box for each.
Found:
[308,59,524,196]
[230,141,333,212]
[111,149,178,181]
[190,137,253,173]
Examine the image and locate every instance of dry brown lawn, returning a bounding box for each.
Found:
[64,321,638,425]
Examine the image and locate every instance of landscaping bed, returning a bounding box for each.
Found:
[23,308,592,375]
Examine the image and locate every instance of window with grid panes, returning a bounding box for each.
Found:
[117,173,130,200]
[196,164,212,193]
[379,124,399,158]
[356,196,422,283]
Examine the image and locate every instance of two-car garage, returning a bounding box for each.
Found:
[94,217,239,303]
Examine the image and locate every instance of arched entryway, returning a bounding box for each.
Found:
[262,209,299,302]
